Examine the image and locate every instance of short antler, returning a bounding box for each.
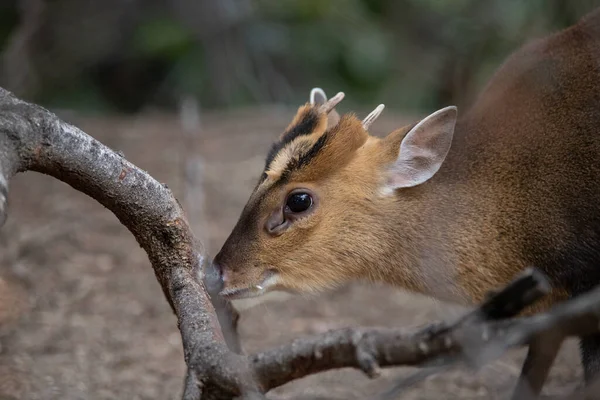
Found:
[362,104,385,130]
[319,92,345,114]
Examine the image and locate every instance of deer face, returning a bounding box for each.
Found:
[214,89,457,300]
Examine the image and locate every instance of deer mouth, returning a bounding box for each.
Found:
[219,270,281,300]
[219,286,263,300]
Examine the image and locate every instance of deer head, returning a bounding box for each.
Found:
[214,88,457,300]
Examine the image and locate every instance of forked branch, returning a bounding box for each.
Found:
[2,87,600,399]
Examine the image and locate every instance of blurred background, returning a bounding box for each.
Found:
[1,1,600,399]
[2,0,600,115]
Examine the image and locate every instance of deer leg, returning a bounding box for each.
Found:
[511,333,561,400]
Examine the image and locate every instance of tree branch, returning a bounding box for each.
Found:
[247,270,600,396]
[250,268,551,391]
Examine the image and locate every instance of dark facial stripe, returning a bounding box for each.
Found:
[295,131,330,170]
[264,108,320,171]
[278,130,330,184]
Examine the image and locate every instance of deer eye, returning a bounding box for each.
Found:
[285,192,313,214]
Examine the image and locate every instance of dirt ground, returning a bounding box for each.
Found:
[0,107,583,399]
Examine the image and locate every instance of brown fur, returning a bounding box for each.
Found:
[216,8,600,319]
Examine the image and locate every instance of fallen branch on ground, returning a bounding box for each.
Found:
[1,86,599,399]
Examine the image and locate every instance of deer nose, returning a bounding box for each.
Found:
[210,260,229,284]
[203,259,227,296]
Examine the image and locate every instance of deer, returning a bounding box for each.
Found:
[213,7,600,399]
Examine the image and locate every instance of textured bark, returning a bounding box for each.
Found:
[1,87,600,399]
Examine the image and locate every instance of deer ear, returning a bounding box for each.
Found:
[310,87,340,129]
[387,106,457,190]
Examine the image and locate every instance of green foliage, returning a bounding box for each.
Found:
[132,17,194,59]
[2,0,600,113]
